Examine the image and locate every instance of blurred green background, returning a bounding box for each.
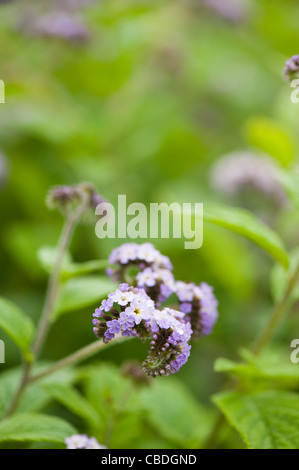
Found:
[0,0,299,413]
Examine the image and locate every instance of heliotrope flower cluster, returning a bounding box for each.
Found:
[175,281,218,338]
[92,284,156,343]
[93,243,219,377]
[107,243,174,304]
[136,267,175,305]
[65,434,106,449]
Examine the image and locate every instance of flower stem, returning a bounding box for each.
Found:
[28,336,129,384]
[5,206,85,418]
[3,361,31,419]
[253,260,299,354]
[32,215,77,357]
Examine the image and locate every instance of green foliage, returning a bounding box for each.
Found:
[41,382,100,428]
[213,390,299,449]
[0,364,75,418]
[38,246,109,280]
[0,413,76,444]
[270,248,299,303]
[77,363,214,449]
[276,169,299,210]
[244,117,296,167]
[203,203,289,268]
[140,378,213,448]
[215,348,299,390]
[53,276,116,318]
[0,298,35,361]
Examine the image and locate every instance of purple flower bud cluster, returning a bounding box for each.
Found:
[65,434,106,449]
[47,185,80,211]
[283,55,299,82]
[17,1,91,44]
[47,182,105,216]
[175,281,218,338]
[210,151,286,205]
[32,11,89,43]
[199,0,248,23]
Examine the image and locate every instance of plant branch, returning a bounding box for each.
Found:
[253,260,299,354]
[28,336,128,384]
[32,215,77,357]
[5,202,87,418]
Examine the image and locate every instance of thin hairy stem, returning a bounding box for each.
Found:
[28,336,128,384]
[5,202,87,418]
[32,216,76,357]
[253,261,299,354]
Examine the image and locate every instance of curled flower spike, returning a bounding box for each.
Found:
[92,284,156,343]
[136,267,176,305]
[143,308,192,377]
[176,281,218,338]
[65,434,106,449]
[107,242,173,284]
[283,54,299,81]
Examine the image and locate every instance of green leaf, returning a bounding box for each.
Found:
[80,363,144,448]
[63,260,109,279]
[37,246,109,280]
[41,383,100,427]
[213,390,299,449]
[203,203,289,268]
[140,378,213,448]
[0,364,76,419]
[244,117,296,166]
[0,413,76,444]
[54,275,116,318]
[0,298,35,360]
[215,348,299,389]
[214,357,258,380]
